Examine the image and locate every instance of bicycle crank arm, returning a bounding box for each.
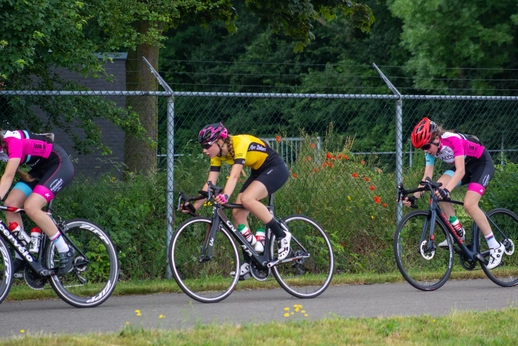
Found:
[266,254,310,268]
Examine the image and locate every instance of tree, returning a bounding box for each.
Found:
[1,0,374,174]
[389,0,518,94]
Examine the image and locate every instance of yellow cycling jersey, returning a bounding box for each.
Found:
[210,134,271,171]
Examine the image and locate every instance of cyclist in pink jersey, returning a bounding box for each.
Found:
[0,130,75,276]
[403,117,503,269]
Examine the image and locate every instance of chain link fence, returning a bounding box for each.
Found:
[1,63,518,278]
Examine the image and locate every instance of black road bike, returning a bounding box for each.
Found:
[394,178,518,291]
[0,201,119,307]
[169,181,335,303]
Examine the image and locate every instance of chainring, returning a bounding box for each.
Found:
[24,266,48,290]
[459,253,477,270]
[249,261,270,282]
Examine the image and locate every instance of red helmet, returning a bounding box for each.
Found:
[411,117,438,148]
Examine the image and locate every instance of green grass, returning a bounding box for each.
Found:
[2,307,518,345]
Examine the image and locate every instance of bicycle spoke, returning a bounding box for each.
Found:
[47,219,119,308]
[481,208,518,287]
[394,210,453,291]
[169,217,240,303]
[272,215,334,299]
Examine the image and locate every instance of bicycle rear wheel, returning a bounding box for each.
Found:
[481,208,518,287]
[271,215,334,299]
[0,236,12,304]
[46,219,119,308]
[169,217,240,303]
[394,210,453,291]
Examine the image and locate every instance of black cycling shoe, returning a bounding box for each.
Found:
[57,248,75,276]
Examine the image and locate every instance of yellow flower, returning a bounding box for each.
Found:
[284,313,290,318]
[126,322,130,325]
[159,314,165,319]
[347,196,351,201]
[284,307,289,311]
[20,330,25,334]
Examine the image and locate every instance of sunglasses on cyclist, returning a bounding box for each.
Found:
[201,142,213,150]
[421,141,439,151]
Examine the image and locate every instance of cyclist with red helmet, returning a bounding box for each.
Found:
[404,117,503,269]
[181,123,291,279]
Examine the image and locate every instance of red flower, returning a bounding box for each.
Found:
[292,173,298,179]
[326,152,332,159]
[352,173,359,178]
[310,143,316,149]
[275,135,281,142]
[361,160,365,165]
[382,203,388,208]
[363,177,371,182]
[338,154,343,159]
[343,155,349,160]
[369,185,376,191]
[374,196,381,204]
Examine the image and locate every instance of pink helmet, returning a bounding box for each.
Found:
[198,122,228,145]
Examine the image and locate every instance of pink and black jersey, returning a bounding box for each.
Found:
[425,132,485,165]
[1,130,53,166]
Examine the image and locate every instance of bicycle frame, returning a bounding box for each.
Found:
[425,194,487,264]
[0,201,84,277]
[201,196,274,269]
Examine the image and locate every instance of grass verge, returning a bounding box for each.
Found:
[2,307,518,345]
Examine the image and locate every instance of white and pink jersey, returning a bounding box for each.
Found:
[1,130,53,165]
[426,132,485,165]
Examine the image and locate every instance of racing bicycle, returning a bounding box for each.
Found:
[394,177,518,291]
[0,201,119,307]
[169,181,335,303]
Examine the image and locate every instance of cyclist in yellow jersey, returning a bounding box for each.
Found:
[181,123,291,279]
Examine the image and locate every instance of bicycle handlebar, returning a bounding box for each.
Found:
[177,181,226,216]
[397,177,445,208]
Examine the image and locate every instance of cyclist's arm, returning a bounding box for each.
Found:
[414,164,434,198]
[443,155,465,192]
[215,163,243,204]
[0,158,20,200]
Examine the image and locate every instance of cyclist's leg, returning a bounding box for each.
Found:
[437,171,457,217]
[26,144,75,274]
[4,183,30,270]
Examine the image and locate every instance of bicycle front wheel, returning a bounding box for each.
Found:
[481,208,518,287]
[46,219,119,308]
[0,236,12,304]
[271,215,334,299]
[394,210,453,291]
[169,217,240,303]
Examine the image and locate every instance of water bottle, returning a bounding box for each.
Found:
[238,224,256,245]
[449,215,465,239]
[254,228,266,253]
[8,222,31,246]
[29,227,42,254]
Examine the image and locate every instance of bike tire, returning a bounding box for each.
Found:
[0,236,13,304]
[394,210,453,291]
[169,217,240,303]
[271,215,334,299]
[481,208,518,287]
[46,219,119,308]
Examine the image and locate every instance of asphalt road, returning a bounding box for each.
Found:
[1,279,517,339]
